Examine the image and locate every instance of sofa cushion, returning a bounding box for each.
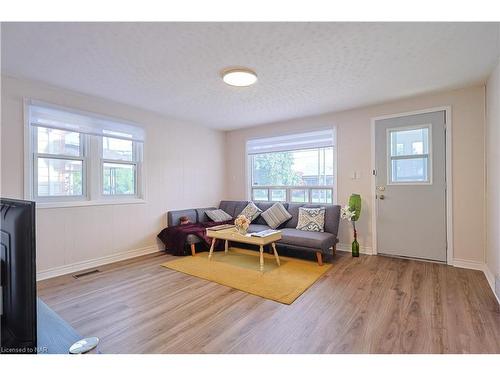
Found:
[167,209,197,226]
[280,228,336,251]
[206,209,232,222]
[285,203,306,228]
[261,202,292,229]
[219,200,248,218]
[296,207,326,232]
[240,202,262,222]
[196,207,218,223]
[286,203,340,236]
[324,205,341,236]
[248,224,271,233]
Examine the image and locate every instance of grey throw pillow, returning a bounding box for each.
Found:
[261,203,292,229]
[206,209,232,222]
[296,207,326,232]
[239,202,262,222]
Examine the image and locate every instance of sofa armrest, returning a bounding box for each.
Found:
[166,209,197,226]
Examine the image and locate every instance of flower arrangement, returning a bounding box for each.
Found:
[340,206,356,221]
[234,215,251,235]
[341,194,362,257]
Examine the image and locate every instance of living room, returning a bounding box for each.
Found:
[1,1,499,371]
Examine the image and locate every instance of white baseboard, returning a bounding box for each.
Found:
[336,243,374,255]
[483,264,500,306]
[37,244,162,281]
[452,258,485,271]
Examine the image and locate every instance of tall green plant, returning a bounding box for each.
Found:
[348,194,362,222]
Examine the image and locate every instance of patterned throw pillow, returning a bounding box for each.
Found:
[261,203,292,229]
[239,202,262,222]
[206,209,232,222]
[296,207,326,232]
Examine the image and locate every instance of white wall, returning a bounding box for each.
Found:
[0,75,491,278]
[226,85,486,265]
[1,76,226,278]
[486,59,500,295]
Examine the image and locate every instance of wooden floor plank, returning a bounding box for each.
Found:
[37,251,500,354]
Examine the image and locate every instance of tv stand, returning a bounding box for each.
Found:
[37,299,98,354]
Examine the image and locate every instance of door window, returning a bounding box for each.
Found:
[387,125,431,184]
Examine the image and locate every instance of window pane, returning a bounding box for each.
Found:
[391,157,429,183]
[291,189,308,203]
[103,137,133,161]
[311,189,333,204]
[37,127,81,156]
[103,163,136,195]
[252,189,268,201]
[270,189,286,202]
[390,127,429,156]
[252,147,334,187]
[37,158,83,196]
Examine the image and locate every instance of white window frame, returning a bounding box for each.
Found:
[386,124,433,186]
[24,99,146,208]
[246,128,337,204]
[99,137,143,198]
[31,127,89,203]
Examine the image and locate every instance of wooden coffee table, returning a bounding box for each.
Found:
[206,228,282,272]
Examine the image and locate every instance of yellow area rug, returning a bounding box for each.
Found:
[161,248,331,304]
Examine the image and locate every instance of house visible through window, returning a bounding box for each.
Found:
[388,125,431,184]
[35,127,84,197]
[247,129,336,204]
[26,100,145,204]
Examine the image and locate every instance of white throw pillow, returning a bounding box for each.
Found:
[296,207,326,232]
[239,202,262,222]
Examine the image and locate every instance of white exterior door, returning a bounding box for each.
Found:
[374,111,447,262]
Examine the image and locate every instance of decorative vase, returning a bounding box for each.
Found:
[352,238,360,257]
[237,226,247,235]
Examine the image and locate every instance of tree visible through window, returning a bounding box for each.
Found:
[102,137,137,195]
[250,146,335,203]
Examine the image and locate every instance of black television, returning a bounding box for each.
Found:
[0,198,37,354]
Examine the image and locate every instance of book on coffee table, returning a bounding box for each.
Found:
[250,229,281,237]
[207,224,235,231]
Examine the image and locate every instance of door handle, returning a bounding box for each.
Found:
[379,194,385,200]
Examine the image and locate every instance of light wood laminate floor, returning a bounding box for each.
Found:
[37,251,500,354]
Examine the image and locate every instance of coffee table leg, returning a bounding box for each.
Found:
[259,245,264,272]
[272,242,280,266]
[208,238,216,260]
[225,240,228,254]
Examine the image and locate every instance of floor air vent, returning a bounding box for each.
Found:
[73,269,100,279]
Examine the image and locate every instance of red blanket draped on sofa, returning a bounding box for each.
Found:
[157,220,232,256]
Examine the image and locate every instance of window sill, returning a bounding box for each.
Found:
[35,198,147,209]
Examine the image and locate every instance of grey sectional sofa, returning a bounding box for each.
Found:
[166,200,341,265]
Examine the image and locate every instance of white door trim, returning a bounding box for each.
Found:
[370,106,453,265]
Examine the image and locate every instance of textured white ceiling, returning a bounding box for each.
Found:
[2,22,499,130]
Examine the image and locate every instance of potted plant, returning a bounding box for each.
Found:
[341,194,362,257]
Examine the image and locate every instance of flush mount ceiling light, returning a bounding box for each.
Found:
[221,68,257,87]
